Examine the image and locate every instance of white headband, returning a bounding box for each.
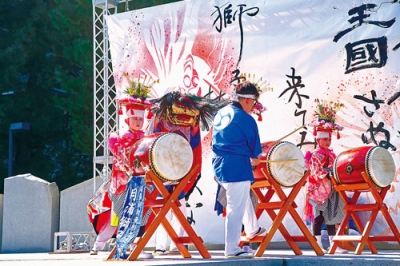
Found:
[316,131,330,139]
[234,93,257,100]
[126,109,145,118]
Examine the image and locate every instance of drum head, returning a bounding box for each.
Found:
[150,133,194,182]
[267,142,305,187]
[367,147,395,188]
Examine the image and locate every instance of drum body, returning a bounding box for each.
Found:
[333,146,395,188]
[127,132,194,182]
[253,141,305,187]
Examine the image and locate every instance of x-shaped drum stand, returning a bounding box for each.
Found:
[329,171,400,255]
[107,164,211,260]
[239,170,325,256]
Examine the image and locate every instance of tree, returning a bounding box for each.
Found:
[0,0,182,193]
[0,0,93,192]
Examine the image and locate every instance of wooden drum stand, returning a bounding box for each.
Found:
[239,170,325,256]
[107,164,211,260]
[328,171,400,255]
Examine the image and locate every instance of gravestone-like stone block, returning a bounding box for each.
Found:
[59,176,103,233]
[1,174,59,253]
[0,194,3,252]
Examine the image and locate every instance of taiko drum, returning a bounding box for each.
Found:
[126,132,194,182]
[333,146,395,188]
[253,141,305,187]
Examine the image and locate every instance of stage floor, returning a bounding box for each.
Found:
[1,248,400,266]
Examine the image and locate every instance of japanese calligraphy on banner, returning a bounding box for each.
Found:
[106,0,400,244]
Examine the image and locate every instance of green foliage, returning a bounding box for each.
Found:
[0,0,93,193]
[0,0,182,193]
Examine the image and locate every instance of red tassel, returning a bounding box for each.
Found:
[313,127,317,136]
[118,107,123,115]
[146,111,153,119]
[258,114,262,122]
[337,132,340,139]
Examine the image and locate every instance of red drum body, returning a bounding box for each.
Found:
[333,146,395,188]
[254,141,305,187]
[127,132,194,182]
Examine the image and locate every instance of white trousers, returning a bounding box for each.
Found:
[222,181,259,256]
[93,222,117,251]
[155,198,187,251]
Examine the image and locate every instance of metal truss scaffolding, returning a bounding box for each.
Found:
[92,0,130,192]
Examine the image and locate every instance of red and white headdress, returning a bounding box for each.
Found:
[117,73,157,122]
[118,97,151,119]
[309,99,344,139]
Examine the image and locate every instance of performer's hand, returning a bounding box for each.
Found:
[140,162,150,173]
[323,167,333,174]
[251,158,260,166]
[125,171,133,178]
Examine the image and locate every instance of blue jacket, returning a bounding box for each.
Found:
[212,102,261,183]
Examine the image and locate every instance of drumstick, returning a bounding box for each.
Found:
[268,125,307,147]
[260,158,298,163]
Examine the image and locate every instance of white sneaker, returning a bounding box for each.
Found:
[334,246,349,254]
[246,227,266,240]
[242,245,255,254]
[226,251,254,258]
[168,248,180,255]
[153,249,168,256]
[138,251,154,259]
[317,243,328,254]
[89,249,98,255]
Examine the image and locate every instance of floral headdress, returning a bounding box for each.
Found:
[123,73,158,99]
[309,98,344,139]
[117,73,158,118]
[238,73,272,121]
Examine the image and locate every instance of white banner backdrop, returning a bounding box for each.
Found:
[106,0,400,245]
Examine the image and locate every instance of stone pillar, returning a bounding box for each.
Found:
[59,176,103,232]
[1,174,59,253]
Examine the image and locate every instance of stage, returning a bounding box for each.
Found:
[1,247,400,266]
